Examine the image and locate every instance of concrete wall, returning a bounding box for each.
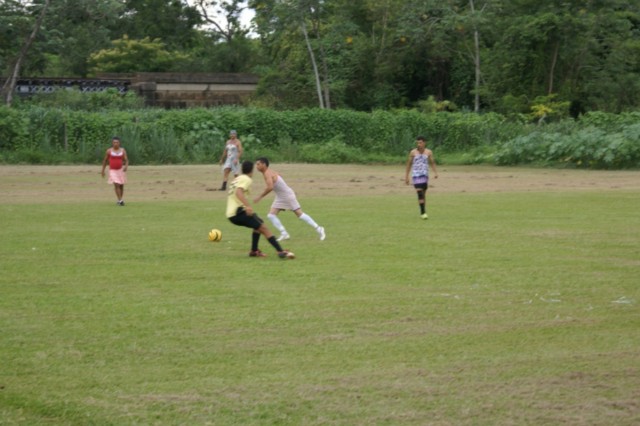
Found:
[99,72,259,108]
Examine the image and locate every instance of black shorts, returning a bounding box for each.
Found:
[412,175,428,191]
[413,183,428,191]
[228,208,263,230]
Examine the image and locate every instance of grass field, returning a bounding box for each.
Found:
[1,164,639,425]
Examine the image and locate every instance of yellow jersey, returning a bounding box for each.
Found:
[226,174,252,218]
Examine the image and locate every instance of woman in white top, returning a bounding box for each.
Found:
[218,130,243,191]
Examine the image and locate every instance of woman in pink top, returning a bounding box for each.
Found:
[101,136,129,206]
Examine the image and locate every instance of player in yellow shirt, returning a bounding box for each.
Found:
[226,161,295,259]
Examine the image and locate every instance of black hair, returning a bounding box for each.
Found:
[242,160,254,174]
[112,136,121,142]
[256,157,270,167]
[416,135,426,142]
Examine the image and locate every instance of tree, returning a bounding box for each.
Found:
[1,0,51,107]
[88,36,189,74]
[482,0,640,113]
[250,0,330,108]
[41,0,125,76]
[184,0,263,73]
[114,0,202,49]
[191,0,250,42]
[0,1,31,75]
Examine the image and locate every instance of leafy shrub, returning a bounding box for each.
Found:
[0,106,28,151]
[495,125,640,168]
[181,122,226,164]
[528,94,571,123]
[3,104,640,169]
[300,136,362,163]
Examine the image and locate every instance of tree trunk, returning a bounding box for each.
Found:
[319,43,332,109]
[301,20,325,109]
[311,19,331,109]
[469,0,481,113]
[1,0,51,107]
[548,40,560,95]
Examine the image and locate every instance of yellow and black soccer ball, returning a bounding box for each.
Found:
[208,229,222,242]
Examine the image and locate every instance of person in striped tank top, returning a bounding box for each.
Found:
[405,135,438,219]
[101,136,129,206]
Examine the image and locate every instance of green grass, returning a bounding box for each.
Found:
[1,171,639,424]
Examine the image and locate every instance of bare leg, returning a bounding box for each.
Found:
[113,184,124,205]
[220,168,231,190]
[257,224,275,239]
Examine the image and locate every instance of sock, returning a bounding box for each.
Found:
[417,191,425,214]
[267,213,287,233]
[268,236,283,252]
[221,181,227,190]
[251,231,260,251]
[299,213,319,229]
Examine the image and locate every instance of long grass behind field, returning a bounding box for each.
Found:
[1,188,639,425]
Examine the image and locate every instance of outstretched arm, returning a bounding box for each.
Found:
[254,172,275,203]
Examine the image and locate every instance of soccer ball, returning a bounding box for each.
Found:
[208,229,222,242]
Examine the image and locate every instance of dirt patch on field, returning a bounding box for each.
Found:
[0,164,639,204]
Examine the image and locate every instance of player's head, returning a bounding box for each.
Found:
[256,157,270,169]
[112,136,121,147]
[229,130,237,138]
[416,135,426,147]
[241,160,254,175]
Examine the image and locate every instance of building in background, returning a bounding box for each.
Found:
[2,73,259,108]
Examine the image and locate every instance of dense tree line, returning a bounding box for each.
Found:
[2,0,640,114]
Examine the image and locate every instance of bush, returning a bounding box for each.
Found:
[3,103,640,169]
[0,106,29,151]
[299,135,362,163]
[495,125,640,169]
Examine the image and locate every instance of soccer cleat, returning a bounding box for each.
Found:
[278,250,295,259]
[277,232,290,242]
[249,250,267,257]
[317,226,326,241]
[421,213,428,220]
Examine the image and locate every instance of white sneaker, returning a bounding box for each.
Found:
[277,232,290,242]
[317,226,325,241]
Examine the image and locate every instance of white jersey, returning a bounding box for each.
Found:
[222,142,240,174]
[271,175,301,211]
